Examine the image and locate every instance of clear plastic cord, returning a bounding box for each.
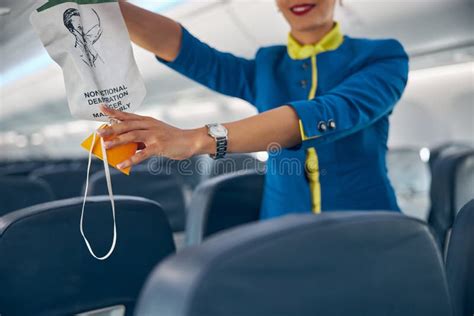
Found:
[80,132,117,261]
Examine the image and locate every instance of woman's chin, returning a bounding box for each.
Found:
[287,15,324,30]
[291,22,322,34]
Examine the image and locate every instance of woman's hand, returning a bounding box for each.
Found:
[97,105,208,169]
[97,103,301,169]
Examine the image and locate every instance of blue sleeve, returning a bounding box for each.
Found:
[288,40,409,150]
[157,27,256,104]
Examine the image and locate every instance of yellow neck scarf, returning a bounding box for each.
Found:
[287,23,343,214]
[287,22,343,60]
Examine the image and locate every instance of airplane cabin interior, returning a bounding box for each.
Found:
[0,0,473,315]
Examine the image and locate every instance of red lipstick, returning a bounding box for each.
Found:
[290,3,316,16]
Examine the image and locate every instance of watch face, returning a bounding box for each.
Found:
[210,124,228,137]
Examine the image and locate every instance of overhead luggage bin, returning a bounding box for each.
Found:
[137,212,452,316]
[0,196,175,316]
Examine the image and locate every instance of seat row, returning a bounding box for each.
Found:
[1,195,473,315]
[0,145,474,315]
[3,147,471,249]
[186,148,474,254]
[138,201,474,316]
[1,144,469,219]
[0,154,264,227]
[0,146,472,315]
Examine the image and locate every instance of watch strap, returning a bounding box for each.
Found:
[210,136,227,159]
[206,124,228,160]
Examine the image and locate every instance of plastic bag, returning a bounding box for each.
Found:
[30,0,146,121]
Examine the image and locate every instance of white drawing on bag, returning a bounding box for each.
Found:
[63,8,104,68]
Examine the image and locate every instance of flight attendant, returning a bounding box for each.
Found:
[99,0,409,218]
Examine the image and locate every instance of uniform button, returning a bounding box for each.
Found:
[300,80,308,88]
[301,62,309,70]
[328,119,336,129]
[318,121,327,132]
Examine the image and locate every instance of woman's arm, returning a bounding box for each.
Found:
[288,40,409,149]
[97,105,301,169]
[98,41,408,169]
[120,1,256,103]
[119,1,181,62]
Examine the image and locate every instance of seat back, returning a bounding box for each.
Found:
[0,161,46,177]
[446,200,474,316]
[0,176,55,216]
[88,166,187,232]
[148,156,204,190]
[186,170,264,245]
[428,150,474,249]
[137,212,452,316]
[198,153,266,180]
[454,155,474,213]
[429,143,472,172]
[30,165,88,199]
[0,196,175,316]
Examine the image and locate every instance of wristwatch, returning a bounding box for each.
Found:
[206,123,228,160]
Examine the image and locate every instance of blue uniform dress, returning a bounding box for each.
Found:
[158,23,409,219]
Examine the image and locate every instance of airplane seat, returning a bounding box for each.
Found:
[87,165,187,233]
[198,153,266,181]
[428,150,474,250]
[186,170,264,246]
[0,176,55,216]
[163,155,203,190]
[29,165,88,200]
[429,143,472,173]
[136,212,452,316]
[0,196,175,316]
[445,199,474,316]
[0,161,46,177]
[387,148,431,220]
[144,156,202,204]
[453,154,474,213]
[66,158,105,171]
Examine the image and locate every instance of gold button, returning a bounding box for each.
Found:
[300,80,308,88]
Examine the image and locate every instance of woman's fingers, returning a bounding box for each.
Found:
[100,104,141,121]
[117,149,152,169]
[137,142,146,150]
[98,120,148,138]
[103,131,146,149]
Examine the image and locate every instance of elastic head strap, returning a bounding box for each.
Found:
[80,132,117,261]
